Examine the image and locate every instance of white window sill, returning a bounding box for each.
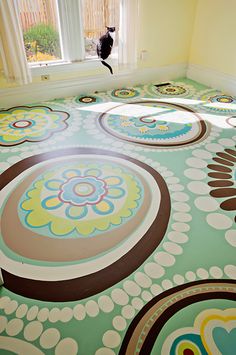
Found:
[30,56,119,77]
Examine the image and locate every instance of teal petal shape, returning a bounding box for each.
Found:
[213,327,236,355]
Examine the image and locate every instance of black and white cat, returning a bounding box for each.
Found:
[97,26,115,75]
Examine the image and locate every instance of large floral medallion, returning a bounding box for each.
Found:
[120,280,236,354]
[74,94,103,105]
[0,148,170,301]
[110,88,140,100]
[0,106,69,146]
[99,101,208,147]
[198,92,236,115]
[155,84,187,96]
[144,82,195,98]
[19,161,142,238]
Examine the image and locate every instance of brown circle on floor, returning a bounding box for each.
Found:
[1,147,171,301]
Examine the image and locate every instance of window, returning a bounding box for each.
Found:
[18,0,62,63]
[18,0,120,65]
[82,0,120,58]
[0,0,136,87]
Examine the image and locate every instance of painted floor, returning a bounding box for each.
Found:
[0,78,235,354]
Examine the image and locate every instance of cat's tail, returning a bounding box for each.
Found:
[101,60,113,75]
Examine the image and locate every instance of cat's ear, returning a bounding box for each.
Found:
[106,26,115,32]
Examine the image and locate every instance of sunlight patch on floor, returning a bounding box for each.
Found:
[77,102,170,117]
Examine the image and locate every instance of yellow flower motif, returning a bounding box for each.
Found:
[20,163,143,237]
[139,126,149,133]
[121,121,132,127]
[157,125,169,131]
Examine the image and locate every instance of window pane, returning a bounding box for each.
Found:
[82,0,120,58]
[18,0,62,63]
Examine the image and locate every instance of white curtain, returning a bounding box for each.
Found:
[118,0,139,69]
[0,0,32,85]
[57,0,85,62]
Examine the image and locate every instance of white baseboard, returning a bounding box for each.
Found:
[187,64,236,96]
[0,63,187,107]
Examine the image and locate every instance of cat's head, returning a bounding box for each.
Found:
[106,26,115,32]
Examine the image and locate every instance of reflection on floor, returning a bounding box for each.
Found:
[0,78,235,354]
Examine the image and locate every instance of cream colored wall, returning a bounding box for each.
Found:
[137,0,197,68]
[189,0,236,76]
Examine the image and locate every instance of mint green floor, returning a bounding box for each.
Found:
[0,78,235,354]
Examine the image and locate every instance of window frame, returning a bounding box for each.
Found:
[27,0,138,77]
[29,55,119,77]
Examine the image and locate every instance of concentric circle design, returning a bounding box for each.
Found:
[119,280,236,355]
[74,95,102,105]
[210,95,235,104]
[0,148,170,301]
[18,160,143,238]
[99,101,208,147]
[198,92,236,115]
[12,120,32,129]
[1,79,236,355]
[162,308,236,355]
[110,88,140,99]
[155,84,187,96]
[0,106,69,146]
[144,82,195,98]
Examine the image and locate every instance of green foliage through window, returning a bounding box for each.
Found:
[23,24,61,62]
